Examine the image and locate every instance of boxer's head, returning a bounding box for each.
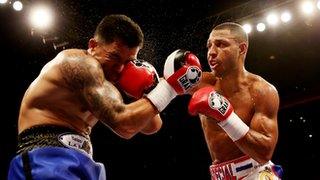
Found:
[207,22,248,77]
[88,14,144,82]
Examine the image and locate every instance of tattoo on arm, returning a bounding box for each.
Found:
[60,58,103,90]
[85,86,125,121]
[59,56,125,122]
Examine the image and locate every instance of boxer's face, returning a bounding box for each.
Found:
[89,39,140,83]
[206,29,241,77]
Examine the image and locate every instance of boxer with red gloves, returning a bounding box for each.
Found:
[186,22,282,180]
[10,15,165,180]
[9,14,203,180]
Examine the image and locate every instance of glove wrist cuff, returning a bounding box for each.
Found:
[218,112,249,141]
[146,79,177,112]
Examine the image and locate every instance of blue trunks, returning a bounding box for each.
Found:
[7,125,106,180]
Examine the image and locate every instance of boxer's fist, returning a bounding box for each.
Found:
[118,59,159,99]
[146,50,202,112]
[188,86,233,121]
[164,49,202,94]
[188,86,250,141]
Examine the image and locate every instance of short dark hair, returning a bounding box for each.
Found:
[213,22,248,44]
[94,14,144,48]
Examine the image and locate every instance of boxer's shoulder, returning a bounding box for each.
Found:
[56,49,97,64]
[57,49,101,71]
[248,73,277,94]
[56,49,104,90]
[57,49,86,57]
[247,73,279,108]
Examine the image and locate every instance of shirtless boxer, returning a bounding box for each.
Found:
[187,22,283,179]
[8,14,202,180]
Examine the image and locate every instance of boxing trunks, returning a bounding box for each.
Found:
[7,125,106,180]
[210,155,283,180]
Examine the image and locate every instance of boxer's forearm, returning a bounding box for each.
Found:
[140,114,162,135]
[235,130,277,164]
[101,98,159,139]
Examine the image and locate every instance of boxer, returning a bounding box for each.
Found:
[8,14,202,180]
[188,22,283,179]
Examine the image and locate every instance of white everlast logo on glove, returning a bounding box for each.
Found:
[208,91,229,116]
[178,66,202,92]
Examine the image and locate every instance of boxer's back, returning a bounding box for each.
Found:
[18,49,100,136]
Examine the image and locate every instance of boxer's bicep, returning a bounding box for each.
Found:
[246,85,279,158]
[60,59,125,122]
[236,84,279,163]
[250,84,279,146]
[85,83,158,138]
[83,82,125,124]
[80,69,125,124]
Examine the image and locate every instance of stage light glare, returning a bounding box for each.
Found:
[281,12,292,23]
[30,6,54,29]
[256,23,266,32]
[13,1,23,11]
[266,13,279,26]
[242,24,252,34]
[301,1,314,15]
[317,1,320,10]
[0,0,8,4]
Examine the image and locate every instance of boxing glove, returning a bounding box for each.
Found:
[146,49,202,112]
[118,59,159,99]
[188,86,249,141]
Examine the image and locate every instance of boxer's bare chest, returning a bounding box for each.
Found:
[200,78,256,162]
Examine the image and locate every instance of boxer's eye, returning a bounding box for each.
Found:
[207,42,212,49]
[105,53,120,63]
[215,41,222,48]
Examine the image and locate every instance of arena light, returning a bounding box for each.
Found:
[0,0,8,4]
[266,13,279,26]
[242,23,252,34]
[317,1,320,10]
[29,5,54,30]
[280,11,292,23]
[12,1,23,11]
[256,23,266,32]
[301,1,315,15]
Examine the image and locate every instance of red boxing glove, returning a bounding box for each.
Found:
[188,86,249,141]
[146,49,202,112]
[188,86,233,121]
[164,49,202,94]
[118,59,159,99]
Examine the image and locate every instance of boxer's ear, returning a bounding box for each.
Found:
[239,42,247,55]
[88,38,98,49]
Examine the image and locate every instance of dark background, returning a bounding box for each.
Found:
[1,0,319,179]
